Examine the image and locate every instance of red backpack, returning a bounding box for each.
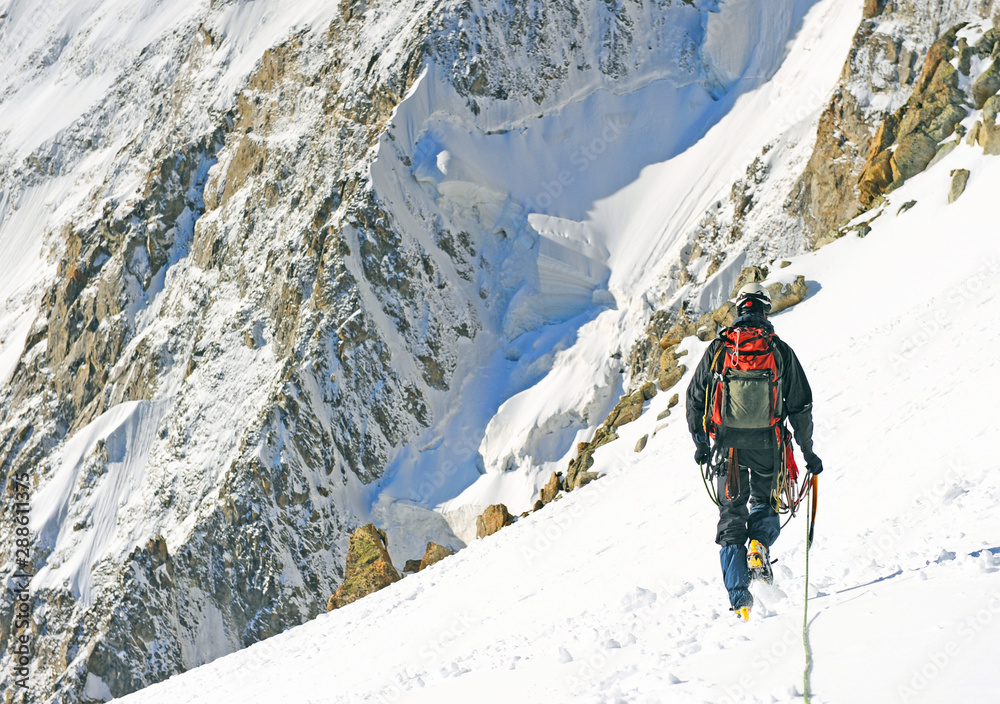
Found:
[708,326,782,433]
[705,325,799,482]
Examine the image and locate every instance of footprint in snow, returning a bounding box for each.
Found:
[440,662,470,677]
[620,586,657,613]
[754,582,789,608]
[775,564,794,581]
[670,581,695,598]
[557,647,574,663]
[976,552,1000,573]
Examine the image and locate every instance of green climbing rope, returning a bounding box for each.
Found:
[803,477,815,703]
[699,461,720,506]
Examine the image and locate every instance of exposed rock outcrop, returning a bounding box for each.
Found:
[327,524,400,611]
[730,266,769,297]
[791,3,996,244]
[972,58,1000,109]
[634,434,649,453]
[978,95,1000,154]
[476,504,514,539]
[540,472,562,504]
[857,24,971,208]
[565,445,602,492]
[768,276,808,315]
[564,380,658,490]
[791,18,921,243]
[418,542,455,571]
[949,168,971,202]
[852,21,1000,215]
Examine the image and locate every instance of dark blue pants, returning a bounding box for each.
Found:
[716,447,780,609]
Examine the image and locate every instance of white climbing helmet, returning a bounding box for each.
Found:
[735,282,772,314]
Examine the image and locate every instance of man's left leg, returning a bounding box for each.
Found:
[716,461,753,611]
[743,448,780,582]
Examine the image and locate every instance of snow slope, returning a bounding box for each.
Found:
[112,77,1000,704]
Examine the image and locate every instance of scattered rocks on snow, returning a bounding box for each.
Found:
[972,59,1000,109]
[729,265,769,298]
[540,472,562,504]
[402,541,456,574]
[711,302,737,329]
[327,524,400,611]
[767,276,808,315]
[978,95,1000,155]
[565,444,604,492]
[862,0,886,19]
[476,504,514,539]
[418,542,455,571]
[604,382,657,430]
[634,435,648,453]
[948,169,970,203]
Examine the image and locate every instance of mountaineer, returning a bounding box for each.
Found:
[685,283,823,620]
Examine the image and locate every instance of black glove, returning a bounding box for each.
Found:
[804,452,823,475]
[694,432,711,465]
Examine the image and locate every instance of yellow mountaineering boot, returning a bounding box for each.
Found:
[735,605,751,621]
[748,540,773,584]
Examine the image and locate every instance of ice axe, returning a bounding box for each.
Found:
[807,474,818,546]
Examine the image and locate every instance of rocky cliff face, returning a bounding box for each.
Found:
[2,0,997,700]
[0,0,725,701]
[792,0,998,243]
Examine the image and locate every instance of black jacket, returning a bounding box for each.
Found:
[685,315,817,460]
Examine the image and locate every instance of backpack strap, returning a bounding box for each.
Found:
[701,341,726,437]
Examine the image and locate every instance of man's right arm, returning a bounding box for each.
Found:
[686,340,720,440]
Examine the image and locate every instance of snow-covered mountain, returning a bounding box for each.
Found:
[111,90,1000,702]
[1,0,998,700]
